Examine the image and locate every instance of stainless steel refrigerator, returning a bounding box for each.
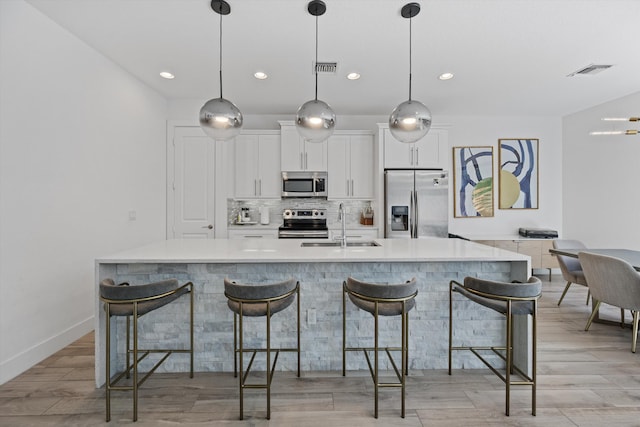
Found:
[384,169,449,238]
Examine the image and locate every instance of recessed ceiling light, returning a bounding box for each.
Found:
[346,72,361,80]
[254,71,268,80]
[159,71,175,79]
[438,72,454,80]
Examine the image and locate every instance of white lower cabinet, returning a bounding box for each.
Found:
[228,229,278,239]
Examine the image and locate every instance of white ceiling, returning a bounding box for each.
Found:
[26,0,640,117]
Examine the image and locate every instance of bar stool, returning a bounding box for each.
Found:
[99,278,194,422]
[342,276,418,418]
[224,277,300,420]
[449,276,541,416]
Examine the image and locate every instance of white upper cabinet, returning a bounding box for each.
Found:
[383,128,448,169]
[234,133,281,199]
[328,133,374,199]
[279,121,327,171]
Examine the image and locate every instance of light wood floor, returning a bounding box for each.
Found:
[2,274,640,426]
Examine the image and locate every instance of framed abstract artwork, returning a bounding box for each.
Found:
[452,146,494,218]
[498,138,539,209]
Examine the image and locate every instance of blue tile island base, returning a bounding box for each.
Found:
[94,238,531,387]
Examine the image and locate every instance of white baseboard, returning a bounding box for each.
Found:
[0,316,94,385]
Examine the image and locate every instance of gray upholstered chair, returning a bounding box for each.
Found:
[553,239,589,306]
[224,278,300,420]
[449,276,541,416]
[100,278,194,422]
[342,277,418,418]
[578,252,640,352]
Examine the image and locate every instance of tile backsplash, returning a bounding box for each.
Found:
[227,199,374,228]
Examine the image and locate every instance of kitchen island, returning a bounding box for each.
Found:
[94,238,530,387]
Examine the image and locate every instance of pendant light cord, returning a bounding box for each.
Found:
[314,14,319,101]
[219,11,223,99]
[408,15,413,101]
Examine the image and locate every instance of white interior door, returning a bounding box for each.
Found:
[169,126,215,238]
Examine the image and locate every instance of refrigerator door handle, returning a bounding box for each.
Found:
[411,190,418,238]
[414,190,419,238]
[409,190,413,238]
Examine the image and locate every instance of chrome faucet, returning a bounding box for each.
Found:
[335,202,347,248]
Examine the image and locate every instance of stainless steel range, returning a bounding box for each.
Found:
[278,209,328,239]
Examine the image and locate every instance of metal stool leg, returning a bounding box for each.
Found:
[105,306,111,422]
[374,302,379,419]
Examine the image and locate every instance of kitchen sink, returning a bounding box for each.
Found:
[300,241,381,247]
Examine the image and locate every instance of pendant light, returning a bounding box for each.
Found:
[199,0,243,141]
[389,2,432,144]
[295,0,336,143]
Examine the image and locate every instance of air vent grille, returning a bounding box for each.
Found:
[567,64,613,77]
[313,62,337,74]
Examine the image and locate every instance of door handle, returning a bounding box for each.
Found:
[202,224,213,229]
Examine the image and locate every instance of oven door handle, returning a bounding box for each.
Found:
[278,230,328,238]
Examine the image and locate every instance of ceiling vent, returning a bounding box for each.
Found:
[567,64,613,77]
[313,61,337,74]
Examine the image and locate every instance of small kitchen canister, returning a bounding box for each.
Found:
[260,207,270,225]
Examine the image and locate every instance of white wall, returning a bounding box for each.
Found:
[170,99,564,237]
[562,91,640,249]
[0,1,168,384]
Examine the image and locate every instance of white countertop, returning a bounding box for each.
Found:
[96,238,529,264]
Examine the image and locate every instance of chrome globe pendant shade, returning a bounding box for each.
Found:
[199,0,243,141]
[389,3,432,144]
[295,0,336,143]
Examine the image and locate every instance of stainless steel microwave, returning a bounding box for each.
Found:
[282,171,327,198]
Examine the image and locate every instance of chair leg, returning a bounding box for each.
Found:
[632,311,639,353]
[125,316,131,379]
[105,308,111,422]
[374,303,379,419]
[297,286,301,377]
[266,303,272,420]
[342,284,347,377]
[401,309,407,418]
[448,284,453,375]
[190,286,194,378]
[505,302,512,417]
[585,300,602,331]
[621,308,626,327]
[238,307,244,420]
[557,281,572,306]
[233,313,238,378]
[132,305,138,422]
[532,301,538,416]
[586,289,591,305]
